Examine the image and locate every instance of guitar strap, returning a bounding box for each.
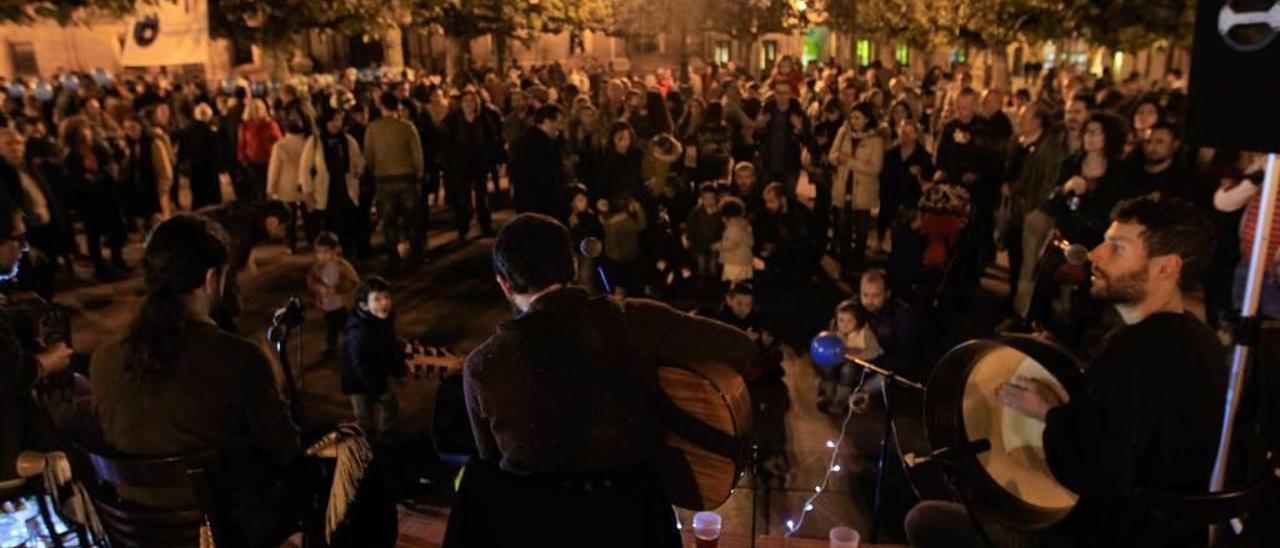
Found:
[510,296,748,467]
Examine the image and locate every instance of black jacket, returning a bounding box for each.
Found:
[441,110,498,182]
[511,127,565,218]
[755,97,811,176]
[592,148,644,205]
[342,310,406,395]
[0,295,43,482]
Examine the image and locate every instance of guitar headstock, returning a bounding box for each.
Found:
[404,340,465,380]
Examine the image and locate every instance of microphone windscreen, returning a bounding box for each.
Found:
[579,237,603,259]
[1065,244,1090,266]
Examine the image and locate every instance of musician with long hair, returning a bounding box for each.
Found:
[906,194,1227,546]
[444,213,759,547]
[89,215,306,545]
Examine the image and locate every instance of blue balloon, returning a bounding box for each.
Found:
[809,331,847,370]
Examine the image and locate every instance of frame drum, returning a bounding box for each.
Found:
[925,335,1086,530]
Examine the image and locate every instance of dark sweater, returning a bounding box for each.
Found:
[0,297,42,481]
[463,287,757,475]
[684,205,724,253]
[1045,312,1227,546]
[511,127,566,218]
[90,321,300,462]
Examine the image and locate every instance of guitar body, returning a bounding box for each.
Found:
[657,361,753,511]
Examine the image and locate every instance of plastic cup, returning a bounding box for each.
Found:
[829,525,860,548]
[692,511,721,548]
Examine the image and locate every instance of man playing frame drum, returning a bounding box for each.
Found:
[906,193,1228,546]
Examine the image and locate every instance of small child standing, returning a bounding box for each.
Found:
[308,232,360,360]
[818,300,882,414]
[343,276,407,438]
[567,184,604,292]
[713,282,788,484]
[714,196,754,284]
[685,182,725,286]
[601,196,648,296]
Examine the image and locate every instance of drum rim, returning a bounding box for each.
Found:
[924,336,1085,530]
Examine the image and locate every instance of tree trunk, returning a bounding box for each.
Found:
[262,42,291,80]
[382,25,405,68]
[988,46,1011,91]
[446,35,470,79]
[495,34,507,73]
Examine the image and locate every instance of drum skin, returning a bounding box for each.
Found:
[925,335,1086,530]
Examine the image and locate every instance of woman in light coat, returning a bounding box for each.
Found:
[829,101,886,275]
[267,109,310,252]
[300,109,364,253]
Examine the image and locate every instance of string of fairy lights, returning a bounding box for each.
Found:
[784,370,869,537]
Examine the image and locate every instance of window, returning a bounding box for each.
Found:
[8,42,37,75]
[714,40,731,65]
[894,44,910,67]
[855,39,871,67]
[762,40,779,71]
[630,34,660,55]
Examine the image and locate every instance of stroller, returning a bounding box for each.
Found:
[914,179,971,309]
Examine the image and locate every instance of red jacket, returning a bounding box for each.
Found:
[237,118,282,166]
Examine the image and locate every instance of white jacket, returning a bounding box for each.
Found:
[828,125,886,211]
[300,133,364,211]
[266,133,308,203]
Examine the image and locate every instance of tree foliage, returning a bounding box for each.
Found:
[0,0,141,26]
[704,0,805,41]
[409,0,615,45]
[208,0,400,48]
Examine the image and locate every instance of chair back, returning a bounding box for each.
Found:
[82,446,239,548]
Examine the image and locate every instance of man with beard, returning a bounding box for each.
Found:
[1128,122,1201,205]
[755,182,817,286]
[1063,94,1093,155]
[905,194,1227,547]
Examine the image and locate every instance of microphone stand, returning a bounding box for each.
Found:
[1211,153,1280,541]
[843,354,924,542]
[904,440,996,548]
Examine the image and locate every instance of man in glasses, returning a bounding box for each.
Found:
[0,196,73,482]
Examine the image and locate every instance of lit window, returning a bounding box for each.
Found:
[894,44,910,66]
[856,40,871,67]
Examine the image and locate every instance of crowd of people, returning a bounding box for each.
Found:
[0,49,1271,545]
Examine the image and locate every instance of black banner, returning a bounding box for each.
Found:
[1187,0,1280,153]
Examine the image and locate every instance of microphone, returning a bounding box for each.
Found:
[1053,238,1090,266]
[578,237,603,259]
[903,438,992,469]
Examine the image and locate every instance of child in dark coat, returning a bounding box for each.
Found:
[343,276,406,438]
[684,182,725,286]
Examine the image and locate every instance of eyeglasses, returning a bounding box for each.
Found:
[1,232,29,250]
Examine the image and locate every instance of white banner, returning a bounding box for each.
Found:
[120,0,210,67]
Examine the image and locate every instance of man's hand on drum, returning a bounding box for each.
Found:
[996,377,1064,421]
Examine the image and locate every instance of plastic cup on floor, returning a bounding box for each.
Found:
[692,511,721,548]
[829,525,860,548]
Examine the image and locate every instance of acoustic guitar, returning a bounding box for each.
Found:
[424,351,753,511]
[656,361,753,511]
[403,340,465,380]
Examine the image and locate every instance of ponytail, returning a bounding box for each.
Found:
[125,215,229,382]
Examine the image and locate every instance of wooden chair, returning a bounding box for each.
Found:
[80,446,242,548]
